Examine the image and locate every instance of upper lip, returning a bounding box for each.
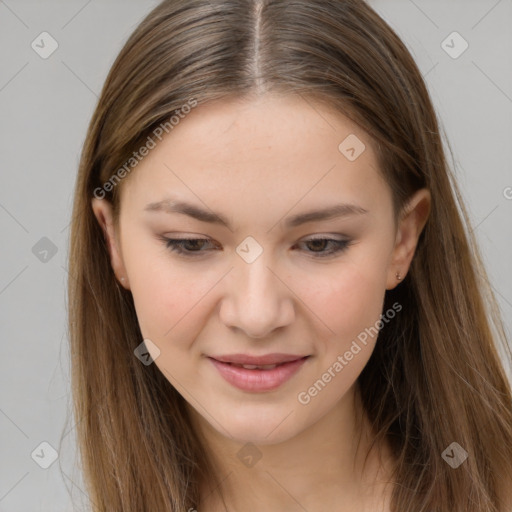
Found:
[209,353,308,365]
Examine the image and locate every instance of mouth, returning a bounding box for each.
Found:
[207,354,310,392]
[210,353,308,366]
[223,362,285,370]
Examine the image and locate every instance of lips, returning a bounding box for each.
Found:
[207,354,310,392]
[229,363,280,370]
[210,353,306,366]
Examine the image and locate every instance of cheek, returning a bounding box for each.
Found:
[293,267,387,416]
[298,259,388,344]
[122,241,216,345]
[127,260,217,391]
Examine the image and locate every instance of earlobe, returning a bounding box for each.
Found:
[386,188,431,290]
[91,198,130,289]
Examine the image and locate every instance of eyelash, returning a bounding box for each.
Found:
[159,236,352,259]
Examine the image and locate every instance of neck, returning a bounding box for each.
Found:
[190,385,395,512]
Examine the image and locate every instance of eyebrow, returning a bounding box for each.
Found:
[144,199,368,230]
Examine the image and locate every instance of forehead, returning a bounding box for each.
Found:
[120,94,389,215]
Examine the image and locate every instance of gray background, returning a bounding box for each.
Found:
[0,1,511,510]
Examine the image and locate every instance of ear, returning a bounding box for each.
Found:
[386,188,431,290]
[91,198,131,290]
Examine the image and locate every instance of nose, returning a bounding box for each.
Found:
[219,255,295,339]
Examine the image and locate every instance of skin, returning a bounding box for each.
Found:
[92,94,430,511]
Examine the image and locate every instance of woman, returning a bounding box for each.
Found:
[67,0,512,510]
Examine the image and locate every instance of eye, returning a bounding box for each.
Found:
[160,237,218,257]
[159,236,352,258]
[293,237,352,258]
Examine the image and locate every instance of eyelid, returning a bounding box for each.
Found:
[159,234,349,245]
[158,234,353,259]
[160,233,349,240]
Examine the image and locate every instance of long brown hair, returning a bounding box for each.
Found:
[66,0,512,510]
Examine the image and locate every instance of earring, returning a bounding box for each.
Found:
[120,277,125,282]
[396,271,402,281]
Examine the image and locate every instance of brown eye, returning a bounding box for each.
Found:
[295,237,352,258]
[161,237,218,256]
[160,236,351,259]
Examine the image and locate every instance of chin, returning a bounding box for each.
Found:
[228,424,297,446]
[210,403,303,446]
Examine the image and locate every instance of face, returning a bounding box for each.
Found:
[93,94,429,445]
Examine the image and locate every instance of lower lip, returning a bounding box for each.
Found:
[209,357,309,392]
